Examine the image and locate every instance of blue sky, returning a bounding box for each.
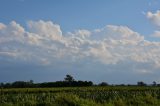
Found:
[0,0,159,34]
[1,0,160,84]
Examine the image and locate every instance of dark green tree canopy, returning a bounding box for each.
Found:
[98,82,109,86]
[64,74,74,82]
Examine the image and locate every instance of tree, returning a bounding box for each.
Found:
[137,81,146,86]
[29,80,34,84]
[0,82,4,88]
[98,82,109,86]
[152,81,157,86]
[64,74,74,82]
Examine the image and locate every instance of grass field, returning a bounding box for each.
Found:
[1,86,160,106]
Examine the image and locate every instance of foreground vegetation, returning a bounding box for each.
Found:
[1,86,160,106]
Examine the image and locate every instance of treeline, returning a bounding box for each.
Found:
[0,80,93,88]
[1,75,160,88]
[0,75,93,88]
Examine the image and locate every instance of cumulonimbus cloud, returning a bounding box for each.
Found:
[0,20,160,75]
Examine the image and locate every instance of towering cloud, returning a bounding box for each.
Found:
[1,20,160,83]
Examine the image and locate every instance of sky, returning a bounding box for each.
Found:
[0,0,160,84]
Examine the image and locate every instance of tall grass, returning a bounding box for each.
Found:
[1,86,160,106]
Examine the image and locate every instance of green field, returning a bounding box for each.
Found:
[1,86,160,106]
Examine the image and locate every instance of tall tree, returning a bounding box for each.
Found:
[64,74,74,82]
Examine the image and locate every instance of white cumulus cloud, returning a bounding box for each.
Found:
[147,10,160,27]
[1,20,160,83]
[151,30,160,38]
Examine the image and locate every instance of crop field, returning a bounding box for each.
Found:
[1,86,160,106]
